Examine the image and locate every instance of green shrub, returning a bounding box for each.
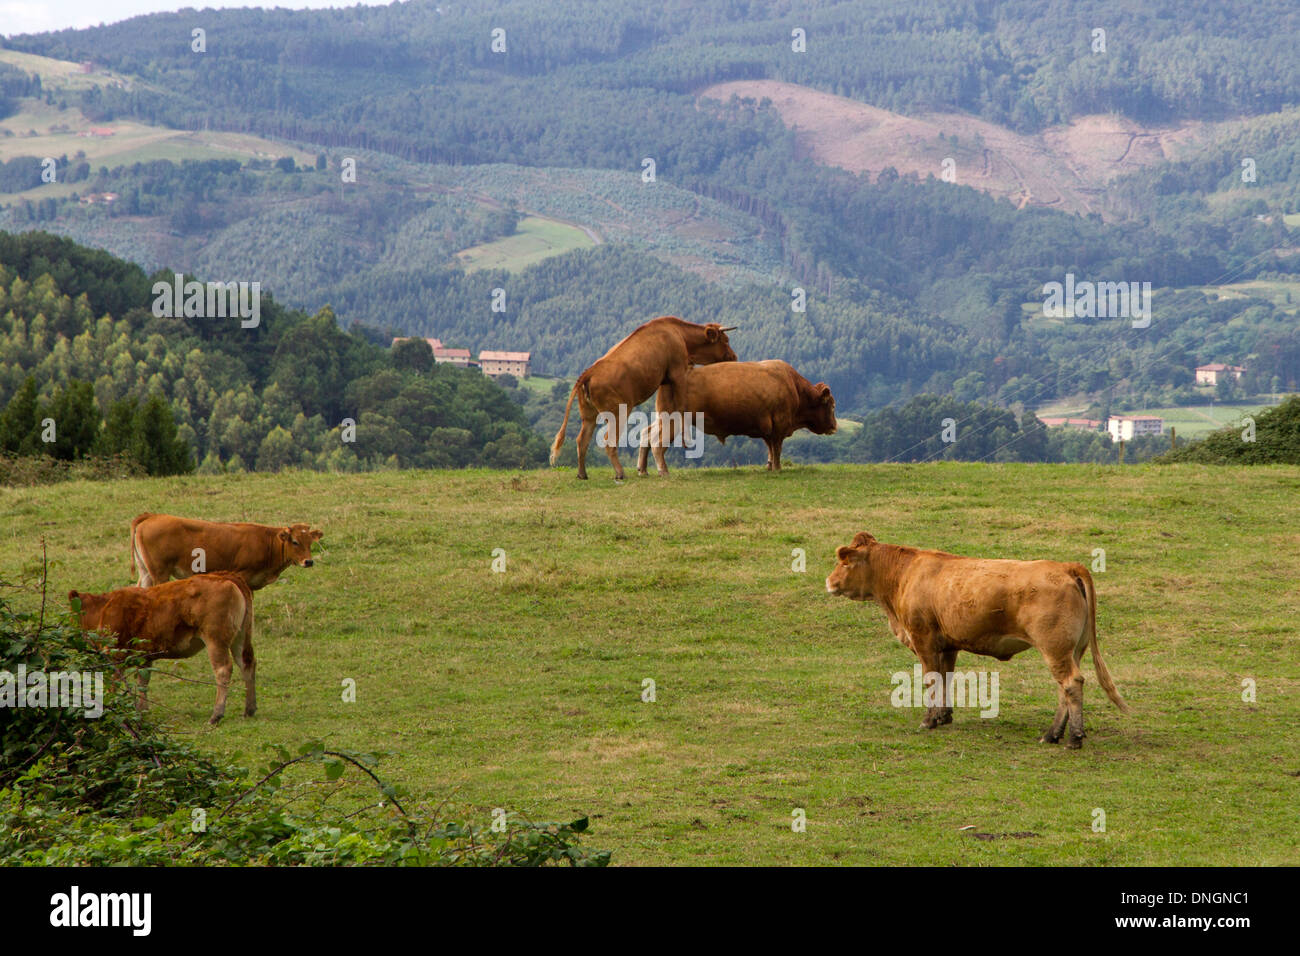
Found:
[0,574,610,866]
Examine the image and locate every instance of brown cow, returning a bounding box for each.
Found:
[550,316,737,480]
[131,513,322,590]
[637,360,836,475]
[69,572,255,724]
[825,533,1129,748]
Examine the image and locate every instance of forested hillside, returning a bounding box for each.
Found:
[2,0,1298,465]
[0,232,545,477]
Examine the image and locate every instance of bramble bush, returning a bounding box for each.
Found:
[0,570,610,866]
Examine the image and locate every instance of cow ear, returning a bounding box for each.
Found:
[851,532,876,547]
[836,546,856,562]
[705,325,720,342]
[310,529,323,541]
[817,383,833,402]
[68,589,78,601]
[278,528,291,541]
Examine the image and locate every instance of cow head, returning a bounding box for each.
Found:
[279,524,323,568]
[689,323,738,366]
[802,382,837,435]
[825,532,878,599]
[68,589,109,631]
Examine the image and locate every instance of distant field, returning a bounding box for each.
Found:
[0,48,137,93]
[1128,403,1276,437]
[1201,278,1300,312]
[0,90,314,203]
[426,162,783,284]
[517,373,563,396]
[2,464,1296,865]
[454,215,596,273]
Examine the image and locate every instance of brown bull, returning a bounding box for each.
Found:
[637,359,836,475]
[825,533,1129,748]
[69,572,255,724]
[131,513,321,590]
[549,316,737,480]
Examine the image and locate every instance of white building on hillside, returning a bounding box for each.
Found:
[1107,415,1163,443]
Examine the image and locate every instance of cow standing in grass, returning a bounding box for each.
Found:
[825,533,1129,748]
[550,316,737,480]
[131,513,322,590]
[636,359,837,475]
[70,572,255,724]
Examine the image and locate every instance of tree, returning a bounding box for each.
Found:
[131,394,193,475]
[42,379,99,460]
[392,338,434,374]
[255,425,297,472]
[0,376,40,455]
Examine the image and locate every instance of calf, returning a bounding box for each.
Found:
[637,359,836,475]
[825,532,1129,748]
[69,572,255,724]
[131,513,321,589]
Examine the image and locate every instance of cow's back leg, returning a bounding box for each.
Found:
[602,434,626,481]
[203,635,234,725]
[1040,686,1069,744]
[229,632,256,718]
[765,436,784,471]
[1041,648,1085,748]
[240,612,256,718]
[646,389,673,476]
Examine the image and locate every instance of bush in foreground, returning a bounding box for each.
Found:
[0,574,609,866]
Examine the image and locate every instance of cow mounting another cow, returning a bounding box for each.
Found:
[549,316,737,480]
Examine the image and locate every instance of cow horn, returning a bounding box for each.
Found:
[719,326,737,332]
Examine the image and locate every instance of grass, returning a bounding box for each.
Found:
[1,463,1297,865]
[0,97,315,202]
[1201,278,1300,313]
[454,215,595,273]
[0,49,137,93]
[1127,403,1276,438]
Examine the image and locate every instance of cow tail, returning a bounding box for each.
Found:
[130,513,153,583]
[1077,567,1130,713]
[237,575,254,647]
[549,377,584,466]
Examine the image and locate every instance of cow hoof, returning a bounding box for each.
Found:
[1039,733,1061,744]
[577,474,588,481]
[245,708,257,718]
[937,711,953,726]
[920,718,938,730]
[1067,735,1084,750]
[208,715,224,726]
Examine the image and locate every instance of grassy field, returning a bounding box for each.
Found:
[1201,278,1300,313]
[1,94,314,204]
[1127,403,1276,438]
[1,464,1297,865]
[454,215,596,273]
